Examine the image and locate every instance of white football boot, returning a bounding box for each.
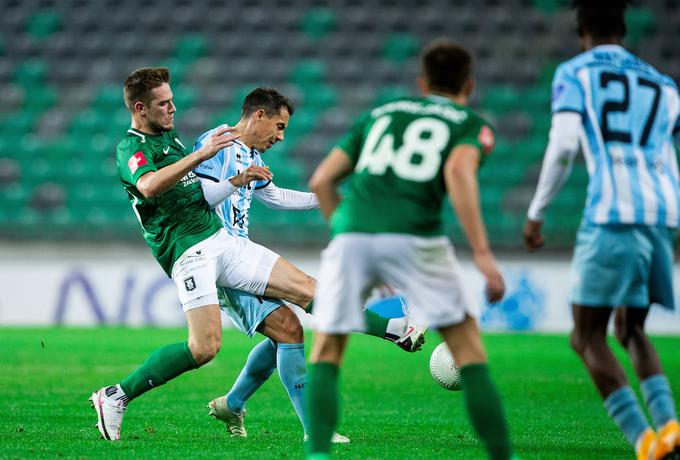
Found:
[89,385,128,441]
[395,323,427,352]
[207,396,247,438]
[303,432,351,444]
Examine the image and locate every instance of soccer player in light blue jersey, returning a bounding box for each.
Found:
[192,88,425,442]
[524,2,680,459]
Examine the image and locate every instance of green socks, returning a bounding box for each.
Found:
[461,363,513,460]
[120,342,198,400]
[305,362,340,457]
[363,309,391,338]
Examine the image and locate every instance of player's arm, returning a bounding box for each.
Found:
[523,112,581,250]
[444,144,504,303]
[136,127,239,198]
[199,165,273,208]
[308,147,354,220]
[253,182,319,210]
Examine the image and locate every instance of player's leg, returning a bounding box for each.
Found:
[91,246,223,441]
[439,316,513,460]
[307,333,350,458]
[615,307,680,458]
[305,234,371,459]
[571,305,654,455]
[208,288,284,437]
[259,244,423,350]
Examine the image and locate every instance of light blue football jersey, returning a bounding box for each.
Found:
[552,44,680,227]
[193,125,271,238]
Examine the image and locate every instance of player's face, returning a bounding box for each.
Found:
[253,107,289,152]
[144,83,176,133]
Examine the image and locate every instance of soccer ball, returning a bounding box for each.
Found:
[429,342,462,391]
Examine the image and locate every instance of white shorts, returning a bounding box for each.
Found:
[314,233,473,334]
[171,229,280,311]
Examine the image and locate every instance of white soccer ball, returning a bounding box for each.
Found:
[429,342,462,391]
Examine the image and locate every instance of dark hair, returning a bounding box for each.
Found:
[420,39,473,95]
[241,87,295,118]
[573,0,632,40]
[123,67,170,112]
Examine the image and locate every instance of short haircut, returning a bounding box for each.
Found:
[241,87,295,118]
[420,39,473,95]
[123,67,170,112]
[573,0,631,40]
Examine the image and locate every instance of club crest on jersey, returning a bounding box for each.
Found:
[478,125,495,155]
[128,151,148,174]
[184,276,196,291]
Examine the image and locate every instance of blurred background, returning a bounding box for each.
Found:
[1,0,679,330]
[2,0,676,247]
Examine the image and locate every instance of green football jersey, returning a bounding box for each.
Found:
[331,95,494,237]
[115,127,223,276]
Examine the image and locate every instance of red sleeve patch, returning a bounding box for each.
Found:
[478,125,495,155]
[128,151,148,174]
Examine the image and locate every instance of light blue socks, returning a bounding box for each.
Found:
[604,386,650,446]
[277,343,308,431]
[641,374,677,429]
[226,338,277,412]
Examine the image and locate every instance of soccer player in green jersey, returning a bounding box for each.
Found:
[304,40,515,459]
[90,67,325,441]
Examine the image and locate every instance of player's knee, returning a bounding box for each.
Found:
[614,321,642,348]
[279,311,304,344]
[189,335,222,365]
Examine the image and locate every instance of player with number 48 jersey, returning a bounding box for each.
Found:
[331,96,494,237]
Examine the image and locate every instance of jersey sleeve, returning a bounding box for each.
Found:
[334,112,371,165]
[193,130,223,182]
[551,63,585,114]
[452,114,495,167]
[117,140,157,187]
[253,154,271,190]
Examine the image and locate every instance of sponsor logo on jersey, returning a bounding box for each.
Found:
[128,151,148,174]
[232,205,246,229]
[552,82,566,103]
[184,276,196,291]
[163,146,170,154]
[478,125,495,155]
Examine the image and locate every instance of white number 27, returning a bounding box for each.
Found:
[355,116,450,182]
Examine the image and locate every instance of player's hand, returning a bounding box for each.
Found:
[473,249,505,304]
[198,126,240,160]
[523,219,545,251]
[231,165,273,187]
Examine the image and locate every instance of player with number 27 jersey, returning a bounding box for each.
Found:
[331,95,494,237]
[551,45,680,226]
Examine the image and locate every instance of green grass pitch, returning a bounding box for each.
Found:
[1,328,679,459]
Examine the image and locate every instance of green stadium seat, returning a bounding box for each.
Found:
[0,111,37,136]
[382,34,420,64]
[626,8,655,45]
[23,86,56,111]
[300,8,336,39]
[172,85,199,110]
[302,85,336,111]
[531,0,567,14]
[374,86,410,106]
[93,85,123,111]
[290,60,327,86]
[25,9,61,40]
[483,86,520,114]
[175,34,209,61]
[13,59,47,86]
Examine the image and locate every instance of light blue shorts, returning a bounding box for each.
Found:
[570,223,676,310]
[217,287,287,337]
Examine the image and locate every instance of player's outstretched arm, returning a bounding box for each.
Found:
[136,127,239,198]
[309,147,353,220]
[200,165,273,208]
[445,144,504,303]
[254,182,319,210]
[524,111,581,250]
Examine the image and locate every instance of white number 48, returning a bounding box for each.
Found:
[355,115,450,182]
